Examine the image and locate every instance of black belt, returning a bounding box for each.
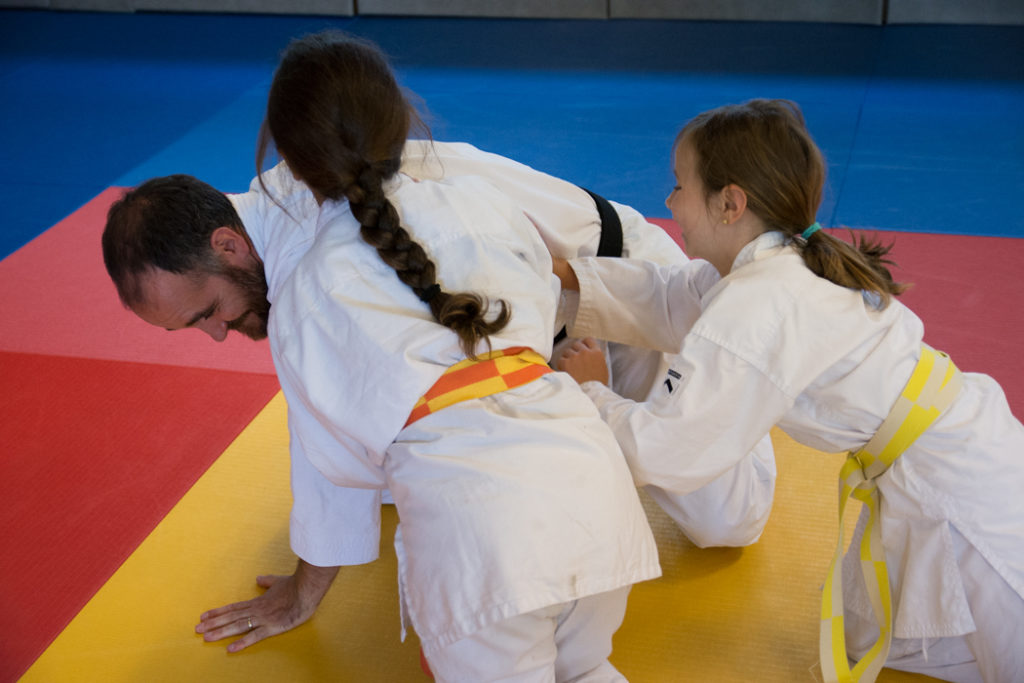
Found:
[553,188,623,344]
[581,187,623,259]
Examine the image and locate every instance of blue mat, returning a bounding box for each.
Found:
[1,10,1023,260]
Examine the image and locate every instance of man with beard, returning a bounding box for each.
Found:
[101,143,775,664]
[102,174,272,343]
[102,169,664,680]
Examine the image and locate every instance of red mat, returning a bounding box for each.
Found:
[0,187,276,376]
[0,351,280,682]
[887,230,1024,418]
[649,218,1024,419]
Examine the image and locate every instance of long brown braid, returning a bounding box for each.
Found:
[258,30,509,356]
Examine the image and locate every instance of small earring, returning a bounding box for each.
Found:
[722,218,729,224]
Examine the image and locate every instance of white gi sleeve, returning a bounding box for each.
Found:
[400,141,597,259]
[567,257,719,353]
[579,332,792,498]
[273,288,392,568]
[288,433,382,567]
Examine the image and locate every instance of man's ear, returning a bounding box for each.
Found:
[719,184,749,224]
[209,226,253,267]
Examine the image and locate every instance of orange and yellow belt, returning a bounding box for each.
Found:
[405,346,552,427]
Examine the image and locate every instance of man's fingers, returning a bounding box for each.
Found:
[227,626,268,654]
[199,612,256,641]
[199,597,254,621]
[196,601,256,634]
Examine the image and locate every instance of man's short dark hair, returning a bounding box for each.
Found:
[102,174,244,307]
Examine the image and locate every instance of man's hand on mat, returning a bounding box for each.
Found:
[557,337,610,386]
[195,559,340,652]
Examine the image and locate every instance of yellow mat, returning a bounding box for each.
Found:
[618,438,940,683]
[23,395,942,682]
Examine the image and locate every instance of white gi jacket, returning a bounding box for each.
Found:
[566,230,1024,644]
[401,140,776,547]
[400,140,681,263]
[240,141,776,548]
[234,172,661,652]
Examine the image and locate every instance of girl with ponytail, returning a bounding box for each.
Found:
[202,29,661,681]
[556,99,1024,682]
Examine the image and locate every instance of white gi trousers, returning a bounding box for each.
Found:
[845,525,1024,683]
[425,586,631,683]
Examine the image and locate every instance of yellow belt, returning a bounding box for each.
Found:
[405,346,552,427]
[821,345,962,683]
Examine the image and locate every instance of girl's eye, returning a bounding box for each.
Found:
[672,185,681,192]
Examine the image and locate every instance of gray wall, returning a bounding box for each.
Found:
[0,0,355,13]
[888,0,1024,25]
[2,0,1022,25]
[609,0,883,24]
[359,0,605,19]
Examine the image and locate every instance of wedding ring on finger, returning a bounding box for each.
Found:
[247,616,254,631]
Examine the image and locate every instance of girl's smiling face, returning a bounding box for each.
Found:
[666,139,723,269]
[665,138,764,277]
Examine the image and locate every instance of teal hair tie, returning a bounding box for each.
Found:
[802,222,822,240]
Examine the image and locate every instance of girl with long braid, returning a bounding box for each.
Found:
[256,31,506,356]
[194,30,661,681]
[555,99,1024,682]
